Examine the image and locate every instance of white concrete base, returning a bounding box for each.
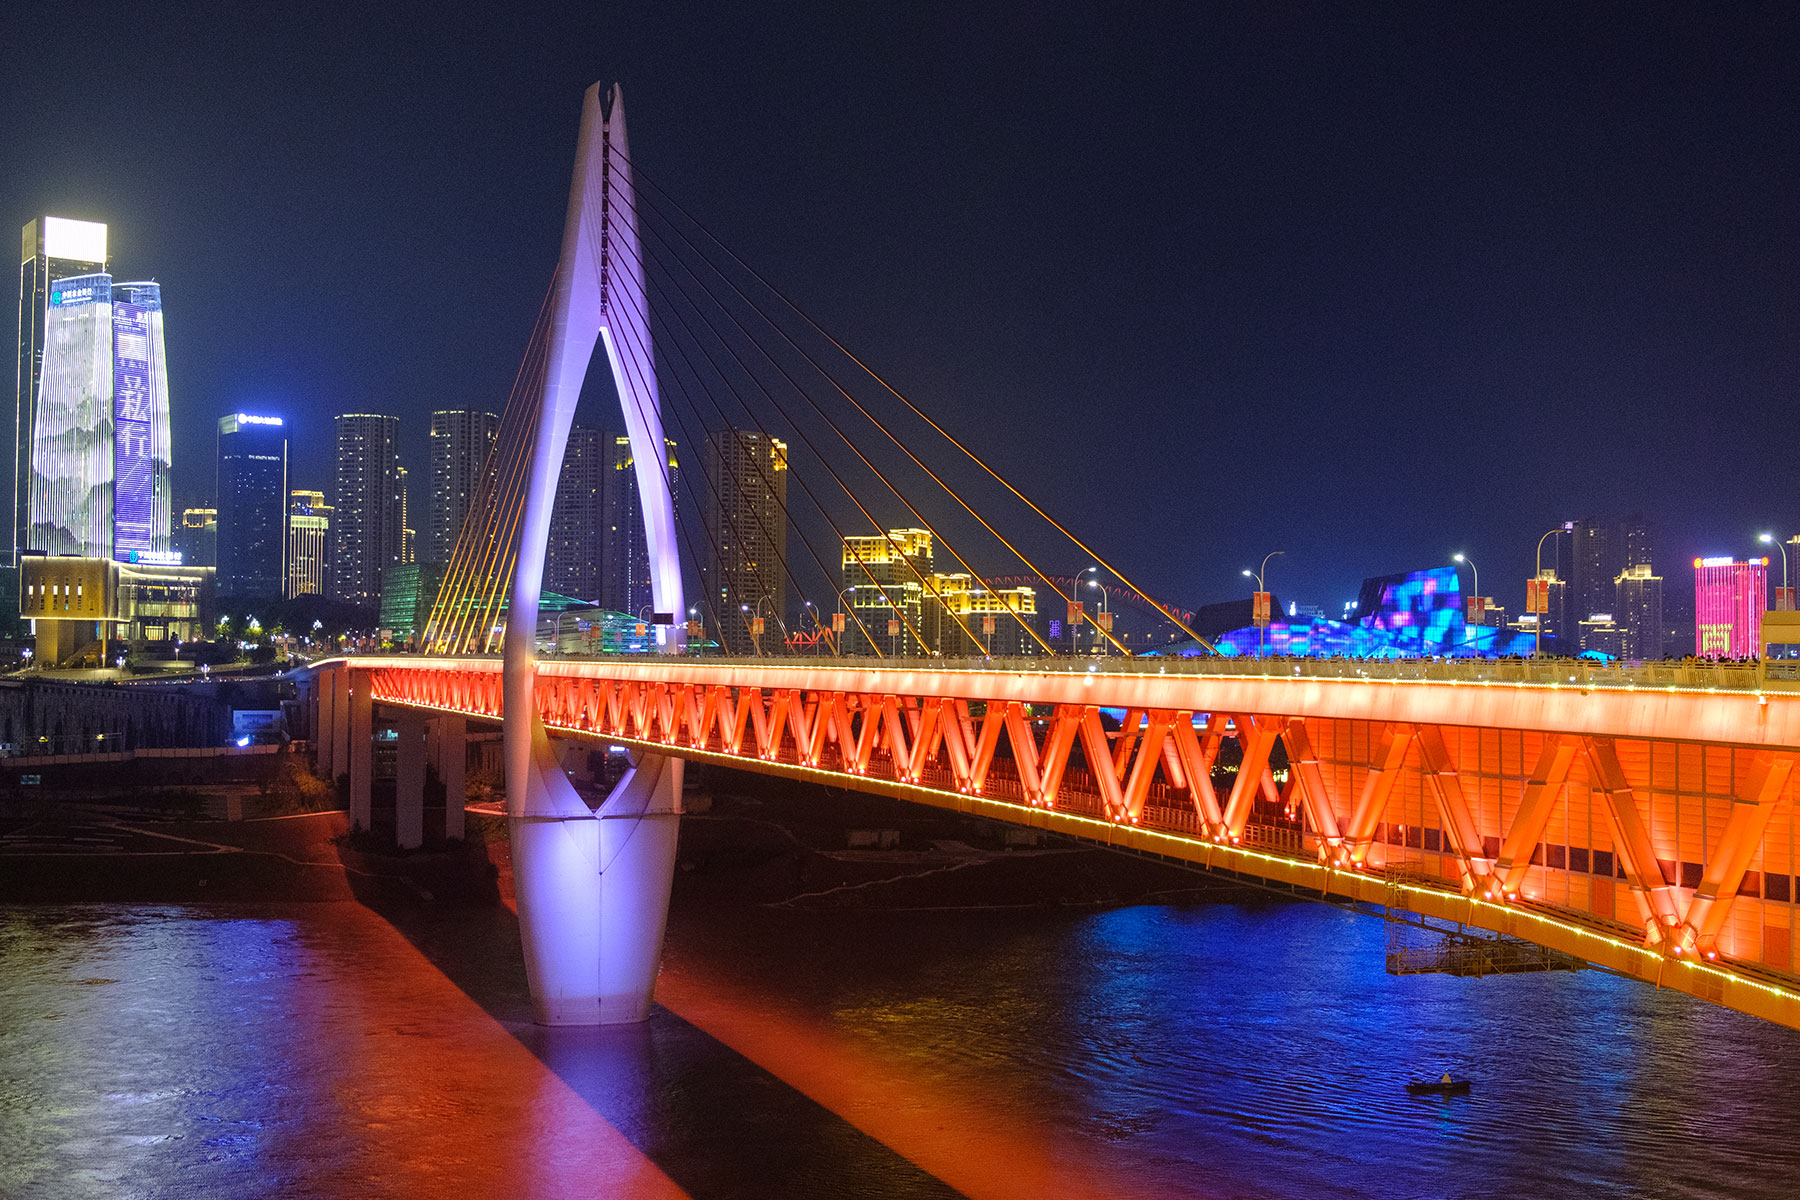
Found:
[510,741,682,1025]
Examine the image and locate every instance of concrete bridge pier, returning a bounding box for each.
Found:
[332,668,351,794]
[348,674,373,832]
[393,707,426,850]
[313,667,337,781]
[509,720,682,1025]
[432,715,466,842]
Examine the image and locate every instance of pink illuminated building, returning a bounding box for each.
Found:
[1694,556,1767,658]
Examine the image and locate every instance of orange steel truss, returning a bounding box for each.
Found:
[348,656,1800,1028]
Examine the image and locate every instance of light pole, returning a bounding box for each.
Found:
[1452,553,1479,651]
[1086,578,1111,656]
[1073,566,1100,653]
[837,587,855,656]
[1532,527,1564,658]
[1242,551,1284,657]
[1762,533,1790,611]
[740,604,759,657]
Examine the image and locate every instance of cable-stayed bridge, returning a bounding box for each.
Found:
[306,82,1800,1032]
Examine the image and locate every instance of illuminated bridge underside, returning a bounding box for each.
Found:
[361,656,1800,1028]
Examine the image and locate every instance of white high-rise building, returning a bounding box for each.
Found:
[427,409,498,564]
[331,414,402,609]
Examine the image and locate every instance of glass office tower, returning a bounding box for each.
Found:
[216,413,288,597]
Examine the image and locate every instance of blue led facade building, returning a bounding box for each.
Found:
[216,413,288,597]
[23,260,173,563]
[110,282,172,560]
[1192,566,1544,658]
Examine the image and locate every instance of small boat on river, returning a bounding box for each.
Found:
[1406,1078,1472,1096]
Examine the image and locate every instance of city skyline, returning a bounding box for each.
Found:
[6,10,1799,615]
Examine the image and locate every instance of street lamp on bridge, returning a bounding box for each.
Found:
[1072,566,1101,654]
[1532,527,1564,658]
[1452,553,1480,650]
[1761,533,1792,611]
[1086,577,1112,656]
[1242,550,1284,658]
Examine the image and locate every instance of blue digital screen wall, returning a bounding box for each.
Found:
[1199,566,1542,659]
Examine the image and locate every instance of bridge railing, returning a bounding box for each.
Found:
[518,650,1774,693]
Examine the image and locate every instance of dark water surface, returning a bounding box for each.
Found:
[4,896,1798,1199]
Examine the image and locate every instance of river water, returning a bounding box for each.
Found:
[3,893,1797,1199]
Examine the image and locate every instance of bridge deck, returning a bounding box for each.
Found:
[326,654,1800,1029]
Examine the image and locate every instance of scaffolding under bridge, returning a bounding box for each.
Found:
[1384,908,1588,978]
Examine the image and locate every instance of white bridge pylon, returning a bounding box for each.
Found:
[505,82,685,1025]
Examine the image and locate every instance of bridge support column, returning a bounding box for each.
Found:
[348,672,372,832]
[433,715,466,842]
[332,667,351,789]
[511,743,682,1025]
[315,667,337,781]
[394,707,426,850]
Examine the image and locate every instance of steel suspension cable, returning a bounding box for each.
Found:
[591,207,922,659]
[592,250,811,654]
[602,253,891,658]
[615,190,1003,658]
[613,203,965,657]
[611,174,1071,655]
[428,278,557,653]
[577,164,843,656]
[427,281,550,651]
[622,153,1206,651]
[587,173,950,658]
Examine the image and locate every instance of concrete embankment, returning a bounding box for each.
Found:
[0,802,505,905]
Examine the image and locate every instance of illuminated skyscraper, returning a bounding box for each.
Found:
[546,425,605,603]
[1615,564,1664,661]
[843,528,932,654]
[1694,557,1766,659]
[397,465,416,565]
[110,282,172,561]
[14,216,107,566]
[426,409,497,564]
[1620,513,1652,571]
[704,429,787,652]
[173,506,216,568]
[332,414,402,609]
[25,270,173,563]
[601,431,679,617]
[216,413,288,597]
[1569,516,1609,628]
[287,490,330,598]
[28,273,114,557]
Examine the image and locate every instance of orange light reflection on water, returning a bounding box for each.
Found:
[296,903,688,1200]
[653,953,1192,1200]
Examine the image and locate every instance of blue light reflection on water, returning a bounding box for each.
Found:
[729,899,1800,1200]
[0,906,318,1198]
[8,897,1800,1199]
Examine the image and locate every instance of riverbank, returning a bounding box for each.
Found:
[0,766,1259,913]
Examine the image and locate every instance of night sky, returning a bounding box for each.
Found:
[5,4,1797,615]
